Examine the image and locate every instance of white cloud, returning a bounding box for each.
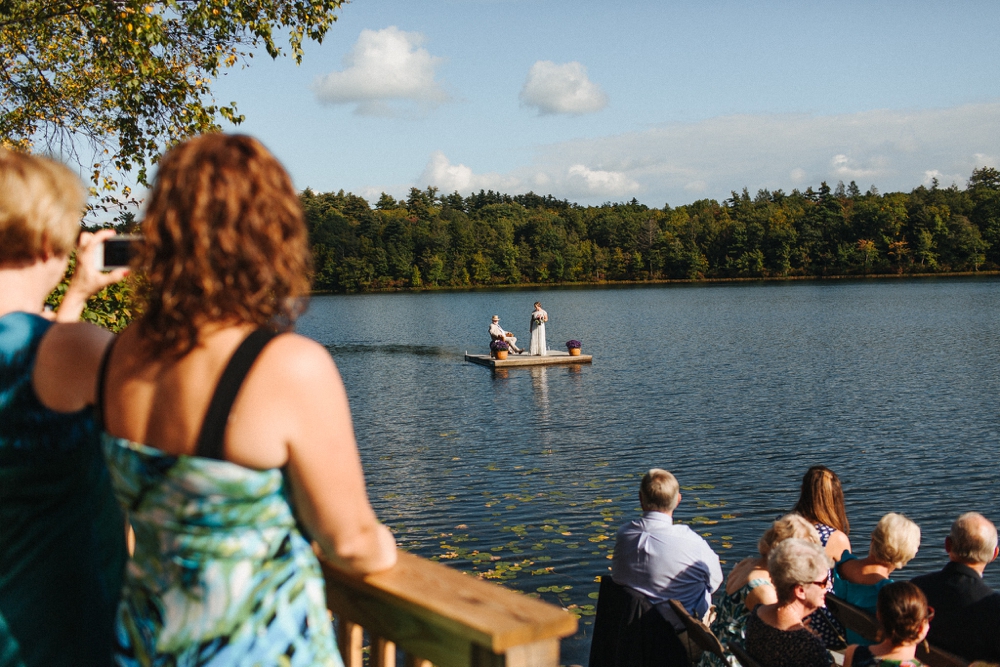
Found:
[418,151,520,193]
[378,102,1000,207]
[416,152,637,199]
[519,61,608,115]
[523,102,1000,204]
[313,27,448,116]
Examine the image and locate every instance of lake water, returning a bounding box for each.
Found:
[296,278,1000,665]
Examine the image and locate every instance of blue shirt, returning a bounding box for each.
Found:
[611,511,723,630]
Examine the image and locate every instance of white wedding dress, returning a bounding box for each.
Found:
[529,309,548,356]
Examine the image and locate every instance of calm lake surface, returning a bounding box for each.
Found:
[296,278,1000,665]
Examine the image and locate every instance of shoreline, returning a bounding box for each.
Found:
[310,269,1000,295]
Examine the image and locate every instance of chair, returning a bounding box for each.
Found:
[589,576,691,667]
[916,644,969,667]
[667,599,725,660]
[824,593,878,643]
[727,642,763,667]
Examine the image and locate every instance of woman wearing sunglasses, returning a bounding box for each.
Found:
[744,538,834,666]
[843,581,932,667]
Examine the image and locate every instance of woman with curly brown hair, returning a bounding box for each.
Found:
[98,134,396,666]
[842,581,932,667]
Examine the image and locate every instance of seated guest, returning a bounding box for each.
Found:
[745,538,833,667]
[843,581,931,667]
[701,514,821,667]
[612,468,723,663]
[911,512,1000,662]
[0,150,129,665]
[792,465,853,648]
[489,315,523,354]
[833,513,920,644]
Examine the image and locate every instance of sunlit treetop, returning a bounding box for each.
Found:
[0,0,344,215]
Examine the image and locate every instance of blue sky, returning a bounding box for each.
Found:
[211,0,1000,207]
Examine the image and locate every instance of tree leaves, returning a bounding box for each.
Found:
[1,0,344,216]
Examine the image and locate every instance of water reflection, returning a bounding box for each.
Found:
[530,367,550,417]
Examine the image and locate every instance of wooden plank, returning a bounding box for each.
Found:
[324,551,577,656]
[824,594,878,643]
[337,619,364,667]
[667,599,725,658]
[373,636,397,667]
[464,352,592,368]
[471,640,560,667]
[916,644,969,667]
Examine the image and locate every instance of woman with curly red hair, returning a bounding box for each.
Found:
[98,134,396,666]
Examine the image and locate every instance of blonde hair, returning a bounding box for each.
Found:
[0,149,85,263]
[758,513,822,557]
[869,513,921,569]
[768,538,832,603]
[639,469,680,512]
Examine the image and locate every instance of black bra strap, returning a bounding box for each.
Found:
[94,335,118,429]
[195,328,279,460]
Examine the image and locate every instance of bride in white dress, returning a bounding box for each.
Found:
[528,301,548,356]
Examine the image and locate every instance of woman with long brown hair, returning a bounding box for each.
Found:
[99,134,396,665]
[793,465,853,562]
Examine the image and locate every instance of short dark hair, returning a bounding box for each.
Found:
[877,581,930,645]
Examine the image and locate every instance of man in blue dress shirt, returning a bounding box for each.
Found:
[612,469,723,642]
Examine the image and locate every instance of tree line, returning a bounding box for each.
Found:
[301,168,1000,292]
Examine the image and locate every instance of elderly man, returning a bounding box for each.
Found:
[611,469,723,658]
[911,512,1000,662]
[489,315,523,354]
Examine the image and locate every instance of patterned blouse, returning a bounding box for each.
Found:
[699,575,773,667]
[850,646,924,667]
[744,608,833,667]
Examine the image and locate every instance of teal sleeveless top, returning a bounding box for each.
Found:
[0,312,126,666]
[100,330,342,666]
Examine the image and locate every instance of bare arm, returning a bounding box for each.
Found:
[55,230,129,322]
[276,337,397,575]
[842,645,857,667]
[33,321,112,412]
[744,580,777,612]
[826,530,852,562]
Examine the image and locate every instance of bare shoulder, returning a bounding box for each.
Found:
[827,529,852,560]
[38,321,112,366]
[257,333,341,384]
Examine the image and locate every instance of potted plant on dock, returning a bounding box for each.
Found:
[566,340,582,356]
[490,339,509,360]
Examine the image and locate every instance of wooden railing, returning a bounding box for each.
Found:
[323,551,579,667]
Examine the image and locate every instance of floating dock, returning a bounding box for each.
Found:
[464,350,593,368]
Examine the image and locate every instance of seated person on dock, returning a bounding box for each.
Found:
[612,469,723,661]
[911,512,1000,663]
[832,512,920,645]
[489,315,523,354]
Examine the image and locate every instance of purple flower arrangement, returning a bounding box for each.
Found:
[490,339,510,351]
[566,340,582,350]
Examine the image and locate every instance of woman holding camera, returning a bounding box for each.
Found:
[0,149,129,666]
[98,134,396,665]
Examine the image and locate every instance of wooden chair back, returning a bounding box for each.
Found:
[727,642,763,667]
[666,599,725,659]
[824,593,879,643]
[916,643,969,667]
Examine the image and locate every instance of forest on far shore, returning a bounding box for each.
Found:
[302,168,1000,292]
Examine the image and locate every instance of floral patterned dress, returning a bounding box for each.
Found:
[103,437,342,667]
[850,646,924,667]
[699,576,773,667]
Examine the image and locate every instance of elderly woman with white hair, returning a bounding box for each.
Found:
[833,512,921,645]
[701,514,821,667]
[744,538,833,667]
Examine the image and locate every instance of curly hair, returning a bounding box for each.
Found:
[0,149,85,263]
[876,581,930,645]
[135,134,311,355]
[792,466,851,535]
